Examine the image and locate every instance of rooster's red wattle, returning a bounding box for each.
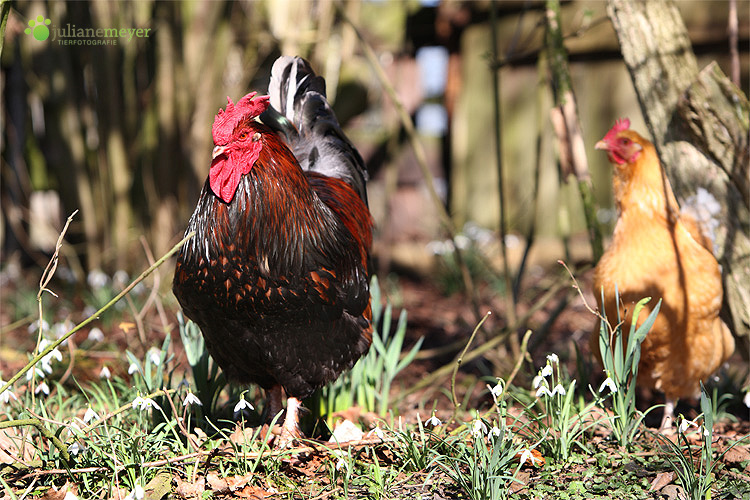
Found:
[173,57,373,446]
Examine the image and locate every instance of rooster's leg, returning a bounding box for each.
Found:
[267,385,302,448]
[659,397,676,431]
[267,385,284,421]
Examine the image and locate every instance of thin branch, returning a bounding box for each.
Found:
[0,232,195,398]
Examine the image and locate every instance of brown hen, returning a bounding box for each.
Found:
[592,119,734,427]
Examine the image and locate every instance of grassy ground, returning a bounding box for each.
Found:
[1,244,749,499]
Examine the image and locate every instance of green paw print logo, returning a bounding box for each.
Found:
[25,16,52,41]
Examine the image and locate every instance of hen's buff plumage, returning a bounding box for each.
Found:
[173,57,373,446]
[592,119,733,428]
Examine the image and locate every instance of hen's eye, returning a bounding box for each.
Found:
[621,138,630,145]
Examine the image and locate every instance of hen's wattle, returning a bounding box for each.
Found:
[173,58,373,446]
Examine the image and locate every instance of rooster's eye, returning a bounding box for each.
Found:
[238,132,249,140]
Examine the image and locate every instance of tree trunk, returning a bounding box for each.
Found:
[607,0,750,355]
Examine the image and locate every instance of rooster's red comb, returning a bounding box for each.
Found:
[601,118,631,144]
[212,92,270,145]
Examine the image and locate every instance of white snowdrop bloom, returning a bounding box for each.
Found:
[87,327,104,343]
[35,382,50,395]
[551,384,566,397]
[488,426,502,438]
[53,319,73,338]
[454,234,471,250]
[536,385,552,398]
[678,417,699,434]
[367,425,385,439]
[148,349,162,366]
[425,413,442,427]
[330,450,349,471]
[598,377,617,394]
[519,448,539,466]
[426,240,453,256]
[487,380,504,402]
[83,407,98,423]
[68,441,83,456]
[743,391,750,408]
[99,366,111,379]
[112,269,129,289]
[546,353,559,364]
[532,375,544,389]
[233,397,254,415]
[133,396,160,411]
[26,366,46,381]
[183,391,202,407]
[87,269,110,290]
[471,419,488,437]
[128,362,140,375]
[0,383,17,404]
[28,319,50,334]
[540,364,553,378]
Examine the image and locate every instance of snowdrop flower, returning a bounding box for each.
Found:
[487,379,504,403]
[367,425,385,439]
[87,269,110,290]
[0,381,17,404]
[133,396,160,411]
[471,419,488,437]
[35,382,50,395]
[488,426,502,438]
[39,338,63,373]
[128,362,140,375]
[124,484,144,500]
[546,353,559,364]
[678,417,699,434]
[454,234,471,250]
[183,391,202,407]
[112,269,129,290]
[598,376,617,395]
[551,384,566,397]
[28,319,50,334]
[68,441,83,456]
[540,364,553,378]
[330,450,349,471]
[425,413,442,427]
[519,448,539,466]
[532,375,544,389]
[99,366,111,379]
[743,391,750,408]
[87,327,104,343]
[233,397,253,416]
[536,385,552,398]
[26,366,46,381]
[83,407,98,423]
[147,348,162,366]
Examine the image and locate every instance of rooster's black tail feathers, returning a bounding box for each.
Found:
[262,56,368,204]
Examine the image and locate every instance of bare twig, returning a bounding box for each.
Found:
[335,2,482,323]
[450,312,492,410]
[0,232,195,398]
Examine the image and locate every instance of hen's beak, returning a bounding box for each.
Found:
[212,145,227,160]
[594,140,608,150]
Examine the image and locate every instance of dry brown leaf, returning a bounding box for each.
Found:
[174,476,205,499]
[722,444,750,468]
[0,426,35,464]
[40,481,76,500]
[649,471,676,491]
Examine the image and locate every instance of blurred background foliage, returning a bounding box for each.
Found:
[1,0,747,283]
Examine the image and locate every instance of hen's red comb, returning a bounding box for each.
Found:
[212,92,270,145]
[602,118,630,144]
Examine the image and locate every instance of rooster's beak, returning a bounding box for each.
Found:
[212,145,227,160]
[594,140,608,151]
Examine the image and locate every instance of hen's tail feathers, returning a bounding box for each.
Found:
[262,56,369,204]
